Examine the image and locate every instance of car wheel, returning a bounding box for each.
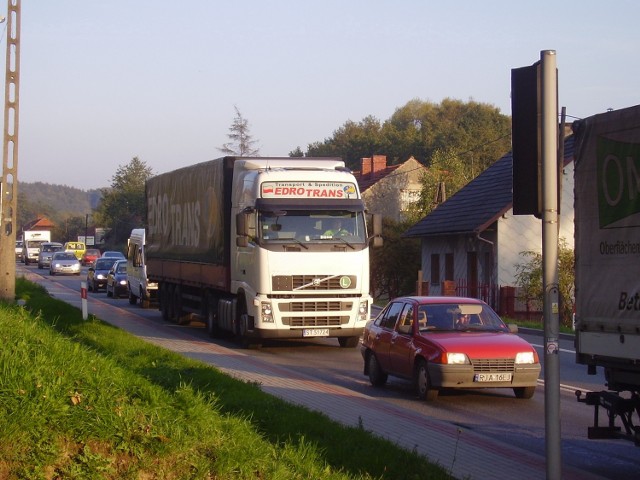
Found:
[415,360,438,401]
[367,352,388,387]
[128,289,137,305]
[513,386,536,399]
[338,336,359,348]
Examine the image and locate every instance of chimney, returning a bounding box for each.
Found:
[361,157,373,177]
[372,155,387,173]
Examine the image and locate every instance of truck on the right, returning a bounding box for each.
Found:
[573,104,640,445]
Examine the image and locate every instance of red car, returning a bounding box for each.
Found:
[361,296,541,401]
[81,248,101,266]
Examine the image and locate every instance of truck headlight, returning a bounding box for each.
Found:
[358,300,369,321]
[261,302,274,323]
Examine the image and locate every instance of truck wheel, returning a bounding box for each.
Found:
[128,288,137,305]
[205,294,220,338]
[236,312,261,349]
[172,286,188,324]
[338,336,359,348]
[160,284,170,322]
[415,359,438,401]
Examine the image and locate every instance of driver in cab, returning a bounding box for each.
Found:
[323,218,349,237]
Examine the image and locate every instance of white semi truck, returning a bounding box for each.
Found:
[573,105,640,445]
[145,156,381,348]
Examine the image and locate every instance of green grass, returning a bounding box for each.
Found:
[0,278,452,479]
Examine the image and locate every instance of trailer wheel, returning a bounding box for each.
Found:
[171,286,182,323]
[160,283,170,322]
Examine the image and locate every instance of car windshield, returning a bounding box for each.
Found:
[56,253,77,261]
[417,303,509,332]
[116,263,127,273]
[95,259,116,269]
[258,209,367,244]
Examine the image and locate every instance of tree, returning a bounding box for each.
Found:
[94,157,154,249]
[514,239,575,327]
[370,218,421,300]
[302,99,511,177]
[219,106,260,156]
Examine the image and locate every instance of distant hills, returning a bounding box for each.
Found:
[18,182,103,227]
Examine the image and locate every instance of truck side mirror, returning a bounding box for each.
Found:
[371,214,383,248]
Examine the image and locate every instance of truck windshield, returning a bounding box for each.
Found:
[258,210,366,244]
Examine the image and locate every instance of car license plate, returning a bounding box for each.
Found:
[302,328,330,337]
[474,373,513,382]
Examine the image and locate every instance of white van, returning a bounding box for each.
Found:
[126,228,157,307]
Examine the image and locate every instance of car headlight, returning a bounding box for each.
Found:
[515,352,536,364]
[446,353,469,365]
[119,280,127,286]
[97,274,106,279]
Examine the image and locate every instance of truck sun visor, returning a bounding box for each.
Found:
[255,198,365,212]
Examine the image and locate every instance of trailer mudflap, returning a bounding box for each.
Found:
[576,390,640,446]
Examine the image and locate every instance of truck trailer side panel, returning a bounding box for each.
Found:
[145,156,234,290]
[573,104,640,444]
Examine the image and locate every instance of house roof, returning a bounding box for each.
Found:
[403,135,575,238]
[22,216,55,231]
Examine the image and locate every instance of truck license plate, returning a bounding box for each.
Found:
[474,373,513,382]
[302,328,330,337]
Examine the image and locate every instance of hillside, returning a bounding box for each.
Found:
[18,182,102,230]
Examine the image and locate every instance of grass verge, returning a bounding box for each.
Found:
[0,278,452,479]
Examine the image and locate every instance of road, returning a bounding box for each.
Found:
[19,263,640,479]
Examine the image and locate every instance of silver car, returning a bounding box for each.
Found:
[38,242,64,269]
[49,251,81,276]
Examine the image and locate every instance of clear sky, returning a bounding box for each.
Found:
[4,0,640,190]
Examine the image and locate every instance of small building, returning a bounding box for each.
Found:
[354,155,428,222]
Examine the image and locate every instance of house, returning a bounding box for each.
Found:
[403,135,575,314]
[354,155,428,222]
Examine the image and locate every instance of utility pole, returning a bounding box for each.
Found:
[0,0,21,301]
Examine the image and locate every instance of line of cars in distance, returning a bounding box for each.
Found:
[26,241,127,297]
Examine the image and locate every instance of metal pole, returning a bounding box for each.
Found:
[541,49,562,479]
[0,0,21,302]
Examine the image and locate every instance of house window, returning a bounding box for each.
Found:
[445,253,454,281]
[430,254,440,286]
[400,189,421,211]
